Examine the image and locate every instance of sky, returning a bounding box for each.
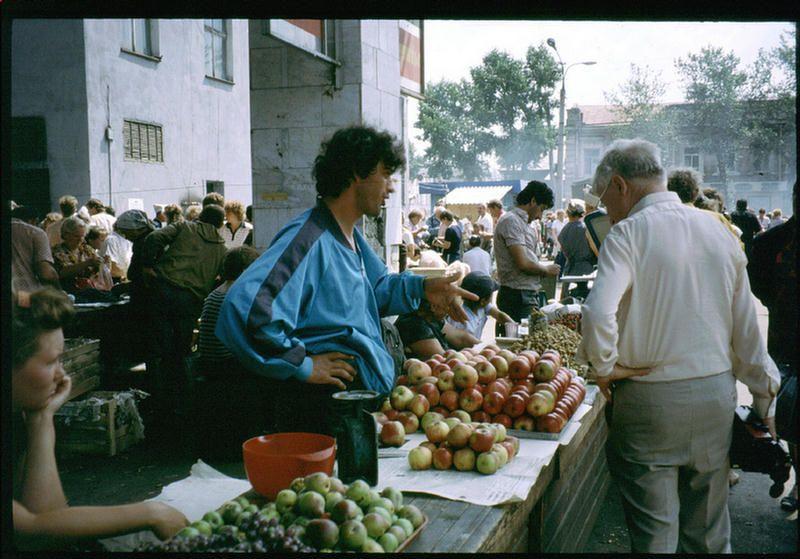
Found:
[409,20,794,151]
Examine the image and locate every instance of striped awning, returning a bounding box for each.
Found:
[441,186,512,206]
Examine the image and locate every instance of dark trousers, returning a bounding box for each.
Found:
[147,279,203,419]
[495,285,541,336]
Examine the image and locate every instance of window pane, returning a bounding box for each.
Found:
[122,19,133,50]
[140,125,150,160]
[213,34,225,78]
[133,19,148,53]
[147,126,157,161]
[131,124,140,159]
[325,20,336,57]
[204,30,213,75]
[156,127,163,161]
[213,19,224,32]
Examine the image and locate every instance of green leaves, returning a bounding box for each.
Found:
[416,42,560,179]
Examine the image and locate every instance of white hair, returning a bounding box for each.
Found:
[60,215,87,237]
[593,138,665,194]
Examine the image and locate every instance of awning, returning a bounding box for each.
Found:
[441,186,512,206]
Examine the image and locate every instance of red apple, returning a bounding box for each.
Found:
[417,383,440,407]
[526,392,554,417]
[469,427,495,453]
[385,409,400,421]
[480,348,497,360]
[492,413,513,428]
[503,394,528,418]
[475,361,497,385]
[451,409,472,424]
[437,370,455,392]
[390,385,414,410]
[513,415,536,431]
[421,411,445,431]
[446,422,473,449]
[489,355,509,379]
[372,412,389,425]
[432,362,451,376]
[552,408,569,426]
[440,390,459,411]
[471,410,491,423]
[407,394,430,418]
[520,350,540,367]
[432,447,454,470]
[485,343,501,353]
[419,440,438,453]
[482,391,506,415]
[431,354,446,363]
[541,349,561,368]
[486,380,510,399]
[432,406,450,417]
[380,421,406,446]
[425,358,440,370]
[534,383,559,401]
[537,414,562,433]
[453,364,479,389]
[445,358,461,369]
[508,357,531,380]
[425,420,450,444]
[396,375,409,386]
[500,440,516,461]
[498,349,517,362]
[459,387,484,413]
[408,361,432,385]
[398,411,419,434]
[514,379,536,393]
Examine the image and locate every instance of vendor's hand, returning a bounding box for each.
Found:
[543,263,561,277]
[763,416,777,439]
[424,275,479,324]
[595,363,652,403]
[309,352,357,390]
[148,502,189,540]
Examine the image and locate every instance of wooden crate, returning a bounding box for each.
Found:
[55,391,144,457]
[63,337,102,401]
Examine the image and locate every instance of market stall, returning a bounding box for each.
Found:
[97,304,610,554]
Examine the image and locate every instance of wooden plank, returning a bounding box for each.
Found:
[542,418,609,552]
[402,496,453,552]
[454,505,504,552]
[573,463,611,552]
[62,350,101,372]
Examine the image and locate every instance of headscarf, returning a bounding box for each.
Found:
[115,209,156,233]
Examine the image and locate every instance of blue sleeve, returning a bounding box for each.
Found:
[215,221,319,382]
[357,234,425,317]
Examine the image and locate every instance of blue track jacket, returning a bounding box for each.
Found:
[215,201,425,394]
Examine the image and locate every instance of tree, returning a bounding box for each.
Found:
[740,28,796,182]
[676,46,748,200]
[416,79,488,180]
[415,43,560,180]
[604,63,679,165]
[470,46,559,172]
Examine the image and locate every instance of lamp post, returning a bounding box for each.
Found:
[547,38,595,207]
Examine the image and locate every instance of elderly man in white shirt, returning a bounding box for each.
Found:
[576,139,780,554]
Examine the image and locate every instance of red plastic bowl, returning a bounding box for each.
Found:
[242,432,336,500]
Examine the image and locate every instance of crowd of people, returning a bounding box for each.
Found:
[9,125,796,552]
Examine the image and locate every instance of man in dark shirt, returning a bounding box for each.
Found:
[730,198,761,258]
[434,210,462,264]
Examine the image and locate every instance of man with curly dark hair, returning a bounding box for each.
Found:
[216,125,477,434]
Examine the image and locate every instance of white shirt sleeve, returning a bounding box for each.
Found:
[729,255,781,419]
[575,232,634,377]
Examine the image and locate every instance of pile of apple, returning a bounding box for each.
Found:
[408,419,519,475]
[377,344,587,435]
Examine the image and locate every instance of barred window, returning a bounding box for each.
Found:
[123,120,163,163]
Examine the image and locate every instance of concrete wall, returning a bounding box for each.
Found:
[11,19,92,208]
[83,19,252,215]
[249,19,407,256]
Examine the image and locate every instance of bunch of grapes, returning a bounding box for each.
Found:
[137,515,315,553]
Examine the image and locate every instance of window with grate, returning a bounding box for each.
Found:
[123,19,153,56]
[123,120,163,163]
[204,19,229,80]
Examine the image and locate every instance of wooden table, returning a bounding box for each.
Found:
[402,394,610,553]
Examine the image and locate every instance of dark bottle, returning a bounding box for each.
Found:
[329,390,381,486]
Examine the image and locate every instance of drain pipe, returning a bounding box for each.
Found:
[105,84,113,206]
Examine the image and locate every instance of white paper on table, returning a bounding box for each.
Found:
[99,460,251,552]
[583,383,600,405]
[375,433,560,507]
[557,420,581,446]
[571,402,593,423]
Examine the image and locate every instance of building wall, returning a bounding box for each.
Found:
[11,19,92,208]
[249,19,406,255]
[83,19,252,215]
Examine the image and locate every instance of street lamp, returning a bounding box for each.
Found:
[547,38,596,207]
